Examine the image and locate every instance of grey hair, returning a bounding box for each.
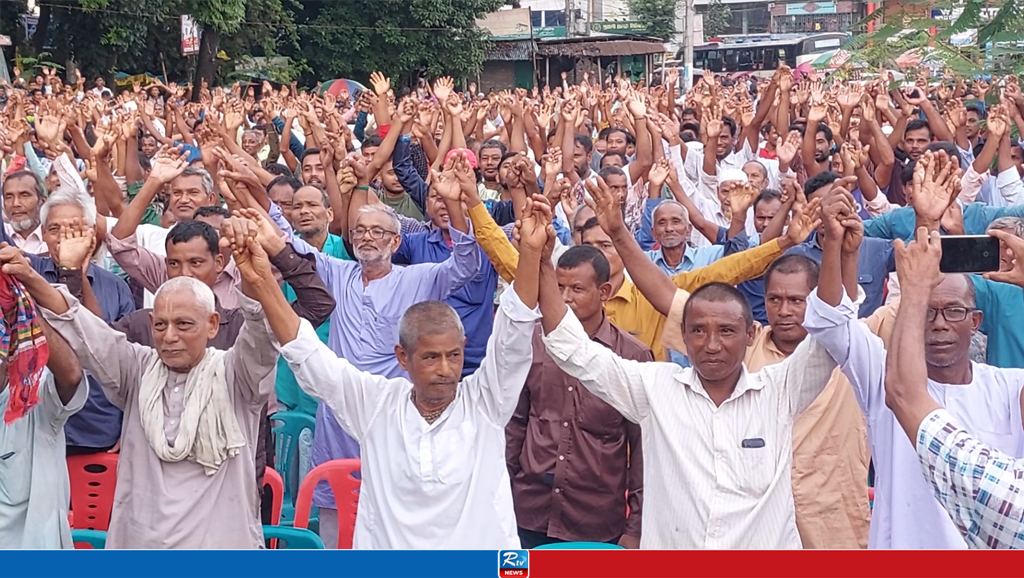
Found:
[571,204,595,231]
[398,301,465,352]
[180,166,215,196]
[987,216,1024,239]
[153,276,216,317]
[357,204,401,234]
[653,199,689,223]
[40,187,97,227]
[3,170,47,199]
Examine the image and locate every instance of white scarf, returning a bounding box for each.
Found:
[138,348,245,476]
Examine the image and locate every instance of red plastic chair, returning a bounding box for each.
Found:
[264,467,285,526]
[67,453,119,531]
[294,459,360,549]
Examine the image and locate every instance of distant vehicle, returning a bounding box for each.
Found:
[676,33,851,76]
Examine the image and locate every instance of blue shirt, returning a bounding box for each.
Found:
[864,203,1024,241]
[275,233,352,416]
[784,231,896,318]
[972,276,1024,369]
[394,228,497,377]
[644,225,752,276]
[270,203,481,509]
[28,255,135,449]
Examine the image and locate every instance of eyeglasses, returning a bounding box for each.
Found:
[351,226,398,240]
[926,307,974,323]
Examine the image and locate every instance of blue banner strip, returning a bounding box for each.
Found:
[3,551,500,578]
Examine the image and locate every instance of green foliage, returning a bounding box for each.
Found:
[704,0,731,38]
[628,0,678,41]
[16,53,65,77]
[846,0,1024,77]
[292,0,505,84]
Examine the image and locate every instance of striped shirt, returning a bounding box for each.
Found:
[541,305,837,549]
[917,409,1024,549]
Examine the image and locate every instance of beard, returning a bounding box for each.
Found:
[354,244,393,265]
[11,217,38,233]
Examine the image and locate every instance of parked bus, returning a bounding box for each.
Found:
[678,33,850,76]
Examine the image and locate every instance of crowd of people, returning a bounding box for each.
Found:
[1,60,1023,550]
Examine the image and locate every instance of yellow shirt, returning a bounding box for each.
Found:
[663,289,899,549]
[470,199,786,361]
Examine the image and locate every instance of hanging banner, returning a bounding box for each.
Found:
[181,15,201,56]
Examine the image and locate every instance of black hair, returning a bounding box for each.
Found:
[557,245,611,285]
[361,134,384,149]
[479,139,507,157]
[598,166,627,182]
[166,220,219,257]
[722,116,738,138]
[754,189,782,211]
[964,102,985,119]
[607,127,636,146]
[681,107,698,118]
[789,123,807,136]
[683,282,754,329]
[600,152,628,167]
[804,170,841,199]
[579,216,603,238]
[817,123,834,143]
[300,148,321,165]
[764,255,819,293]
[574,133,593,155]
[905,119,933,139]
[193,206,230,220]
[263,163,293,177]
[267,174,303,194]
[598,126,614,141]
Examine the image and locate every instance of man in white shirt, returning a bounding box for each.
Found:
[537,177,836,549]
[261,195,556,549]
[0,294,88,549]
[884,227,1024,550]
[802,154,1024,548]
[2,171,48,255]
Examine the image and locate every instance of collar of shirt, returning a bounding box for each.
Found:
[590,312,619,348]
[7,223,43,244]
[220,260,241,284]
[653,246,695,271]
[675,362,766,404]
[610,279,635,305]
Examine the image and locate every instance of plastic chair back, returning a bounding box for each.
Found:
[262,525,325,549]
[294,459,360,549]
[67,453,119,531]
[72,529,108,549]
[270,410,316,522]
[264,467,284,526]
[534,542,624,549]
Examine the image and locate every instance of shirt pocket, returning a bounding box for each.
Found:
[433,422,475,484]
[723,439,775,496]
[0,449,31,507]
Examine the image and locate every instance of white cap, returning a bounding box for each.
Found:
[718,168,749,186]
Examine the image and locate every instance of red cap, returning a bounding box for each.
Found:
[444,148,478,169]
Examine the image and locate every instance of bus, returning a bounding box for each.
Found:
[679,33,850,76]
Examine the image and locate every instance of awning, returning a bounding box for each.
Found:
[486,40,536,61]
[536,38,666,57]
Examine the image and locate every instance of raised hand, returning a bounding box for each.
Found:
[776,130,801,166]
[910,149,962,225]
[986,104,1010,138]
[517,194,554,254]
[433,76,454,103]
[625,93,647,119]
[149,147,188,184]
[583,175,626,236]
[786,197,822,246]
[729,182,759,217]
[430,161,463,203]
[648,158,672,190]
[56,218,96,269]
[894,227,944,294]
[985,229,1024,288]
[541,147,563,180]
[369,71,391,97]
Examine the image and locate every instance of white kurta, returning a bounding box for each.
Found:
[278,285,541,549]
[0,371,88,549]
[541,307,837,549]
[803,289,1024,549]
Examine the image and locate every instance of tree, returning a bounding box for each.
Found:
[291,0,504,86]
[704,0,731,38]
[628,0,678,41]
[847,0,1024,77]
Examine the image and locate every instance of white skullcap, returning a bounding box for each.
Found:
[718,168,749,186]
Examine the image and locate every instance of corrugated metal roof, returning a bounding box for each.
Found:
[486,40,537,61]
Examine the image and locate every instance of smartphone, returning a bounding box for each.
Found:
[939,235,1000,273]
